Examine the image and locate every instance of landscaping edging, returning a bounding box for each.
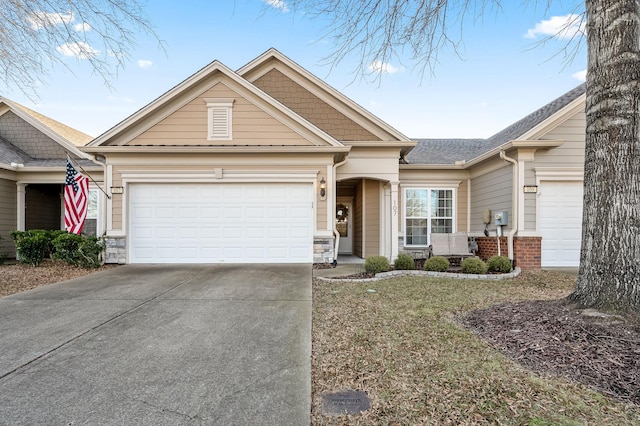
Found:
[316,267,521,282]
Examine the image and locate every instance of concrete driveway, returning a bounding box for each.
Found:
[0,264,311,425]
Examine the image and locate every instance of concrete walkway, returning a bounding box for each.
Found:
[0,264,311,425]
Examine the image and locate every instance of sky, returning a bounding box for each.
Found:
[2,0,588,139]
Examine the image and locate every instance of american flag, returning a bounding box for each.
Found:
[64,159,89,234]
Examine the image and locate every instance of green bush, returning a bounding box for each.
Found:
[394,253,415,270]
[52,233,105,268]
[10,231,49,266]
[365,255,390,274]
[424,256,450,272]
[461,257,488,274]
[487,255,513,273]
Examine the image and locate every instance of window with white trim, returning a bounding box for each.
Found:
[404,188,454,246]
[205,98,234,140]
[83,189,99,236]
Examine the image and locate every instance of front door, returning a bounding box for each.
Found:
[336,201,352,254]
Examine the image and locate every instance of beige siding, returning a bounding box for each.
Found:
[457,180,469,233]
[254,69,380,142]
[470,164,513,232]
[523,168,537,231]
[131,82,312,146]
[534,111,586,167]
[0,178,17,257]
[364,179,380,257]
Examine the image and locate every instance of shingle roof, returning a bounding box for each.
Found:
[11,102,93,146]
[0,135,30,165]
[408,83,586,165]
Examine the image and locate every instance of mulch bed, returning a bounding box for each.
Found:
[461,299,640,405]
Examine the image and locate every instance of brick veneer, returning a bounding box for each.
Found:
[476,236,542,270]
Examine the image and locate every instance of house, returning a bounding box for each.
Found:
[3,49,587,268]
[0,98,103,257]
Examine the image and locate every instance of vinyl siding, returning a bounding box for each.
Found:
[253,68,380,141]
[523,168,537,231]
[131,82,312,146]
[470,164,513,232]
[0,178,17,257]
[534,111,586,167]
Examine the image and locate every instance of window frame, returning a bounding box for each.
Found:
[403,187,456,247]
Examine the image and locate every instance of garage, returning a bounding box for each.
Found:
[538,181,584,267]
[129,183,313,263]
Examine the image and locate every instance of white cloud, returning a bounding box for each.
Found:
[28,11,74,30]
[137,59,153,69]
[73,22,91,32]
[525,14,585,40]
[56,42,99,59]
[572,69,587,82]
[263,0,288,12]
[368,60,401,75]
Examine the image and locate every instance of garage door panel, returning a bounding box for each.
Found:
[129,183,313,263]
[539,181,583,267]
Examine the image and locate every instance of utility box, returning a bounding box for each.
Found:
[495,211,509,226]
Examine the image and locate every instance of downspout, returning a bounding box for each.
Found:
[499,150,518,263]
[332,155,349,266]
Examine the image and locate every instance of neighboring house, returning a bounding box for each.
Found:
[82,49,587,268]
[1,49,586,268]
[0,98,103,257]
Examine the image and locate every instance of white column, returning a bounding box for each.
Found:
[16,183,26,231]
[390,181,399,261]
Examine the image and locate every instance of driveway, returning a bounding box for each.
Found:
[0,264,311,425]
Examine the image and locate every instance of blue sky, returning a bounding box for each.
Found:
[4,0,587,139]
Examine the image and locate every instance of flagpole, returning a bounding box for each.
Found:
[66,153,111,200]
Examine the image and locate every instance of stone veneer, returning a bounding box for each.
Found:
[104,236,126,264]
[314,237,335,264]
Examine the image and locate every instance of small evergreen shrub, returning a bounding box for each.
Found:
[10,230,49,266]
[365,256,390,274]
[394,253,415,270]
[423,256,450,272]
[487,255,513,273]
[52,233,105,268]
[461,257,488,274]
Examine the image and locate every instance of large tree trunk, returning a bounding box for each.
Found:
[570,0,640,312]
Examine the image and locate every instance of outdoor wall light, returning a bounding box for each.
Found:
[320,177,326,198]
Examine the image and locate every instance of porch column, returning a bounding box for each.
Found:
[390,181,399,260]
[16,183,26,231]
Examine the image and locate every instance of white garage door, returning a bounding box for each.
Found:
[539,181,583,267]
[129,183,313,263]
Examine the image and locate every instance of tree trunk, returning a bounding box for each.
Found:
[570,0,640,312]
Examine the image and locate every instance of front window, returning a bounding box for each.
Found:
[404,188,454,246]
[83,189,98,236]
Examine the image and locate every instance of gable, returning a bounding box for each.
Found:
[253,68,380,142]
[129,81,317,146]
[0,110,66,159]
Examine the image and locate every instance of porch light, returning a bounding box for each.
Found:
[320,177,326,198]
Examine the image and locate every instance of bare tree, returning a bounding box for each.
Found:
[289,0,640,312]
[0,0,160,96]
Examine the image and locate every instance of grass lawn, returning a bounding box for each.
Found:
[311,271,640,425]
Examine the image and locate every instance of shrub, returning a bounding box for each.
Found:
[487,255,513,273]
[394,253,415,270]
[461,257,488,274]
[365,256,390,274]
[424,256,450,272]
[52,233,105,268]
[10,230,49,266]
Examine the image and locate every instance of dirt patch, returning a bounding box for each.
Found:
[0,260,116,297]
[461,298,640,405]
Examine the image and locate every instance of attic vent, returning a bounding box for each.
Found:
[205,98,234,140]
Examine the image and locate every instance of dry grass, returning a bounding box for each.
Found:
[312,271,640,425]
